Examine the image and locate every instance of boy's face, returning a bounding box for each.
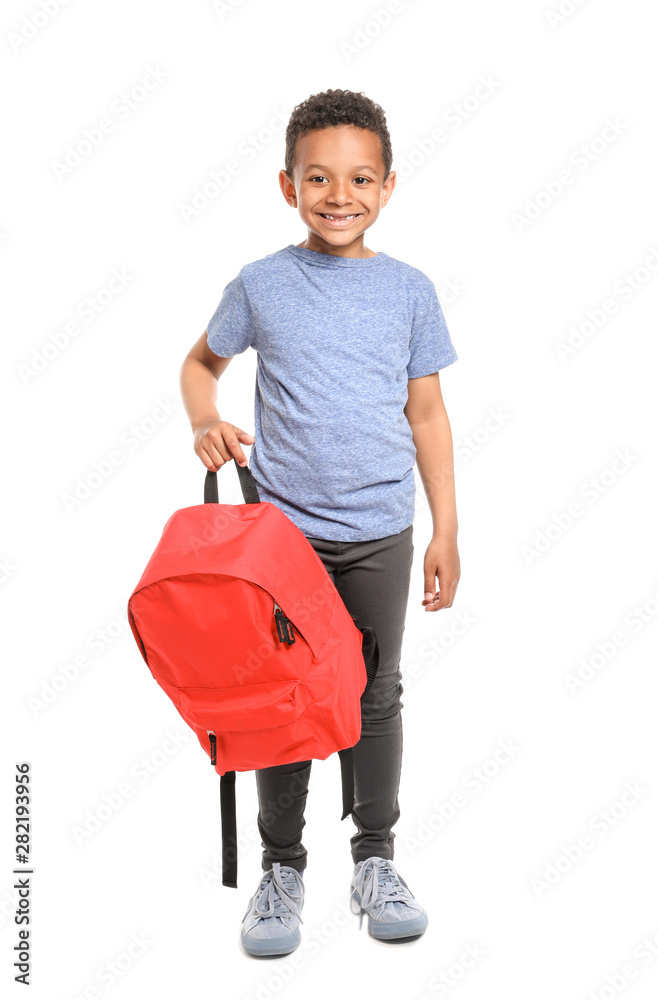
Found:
[280,125,396,254]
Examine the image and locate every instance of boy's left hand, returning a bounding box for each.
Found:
[423,534,460,611]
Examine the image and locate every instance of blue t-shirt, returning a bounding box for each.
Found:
[206,243,458,542]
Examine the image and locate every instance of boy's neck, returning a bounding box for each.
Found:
[297,235,378,260]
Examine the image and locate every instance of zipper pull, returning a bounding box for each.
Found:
[207,731,217,766]
[273,600,296,646]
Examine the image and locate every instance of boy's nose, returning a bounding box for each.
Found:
[325,184,352,203]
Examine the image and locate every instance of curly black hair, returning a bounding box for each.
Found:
[284,89,392,182]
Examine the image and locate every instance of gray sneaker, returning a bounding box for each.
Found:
[241,863,305,957]
[350,857,428,940]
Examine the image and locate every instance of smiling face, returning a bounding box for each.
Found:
[280,125,396,257]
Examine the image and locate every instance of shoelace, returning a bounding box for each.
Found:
[244,862,305,925]
[353,858,421,929]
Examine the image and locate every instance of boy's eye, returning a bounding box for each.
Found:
[308,175,371,185]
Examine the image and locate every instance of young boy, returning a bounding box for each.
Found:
[179,89,460,956]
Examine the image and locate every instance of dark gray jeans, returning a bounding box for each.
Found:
[255,522,414,872]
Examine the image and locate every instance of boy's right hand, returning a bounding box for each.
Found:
[193,419,255,471]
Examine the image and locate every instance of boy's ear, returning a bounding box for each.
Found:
[381,169,397,207]
[279,169,296,205]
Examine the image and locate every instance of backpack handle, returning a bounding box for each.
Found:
[204,459,261,505]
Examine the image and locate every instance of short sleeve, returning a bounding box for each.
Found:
[407,278,458,378]
[206,273,256,357]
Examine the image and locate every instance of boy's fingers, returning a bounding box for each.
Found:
[423,568,449,611]
[199,446,225,472]
[229,427,256,466]
[200,431,234,470]
[423,571,437,606]
[196,424,254,470]
[428,580,456,611]
[225,432,249,467]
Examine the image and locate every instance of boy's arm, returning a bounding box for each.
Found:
[179,331,254,469]
[404,372,460,612]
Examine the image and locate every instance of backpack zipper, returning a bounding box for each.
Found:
[273,599,296,646]
[207,731,217,766]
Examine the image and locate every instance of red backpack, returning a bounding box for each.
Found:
[127,462,378,888]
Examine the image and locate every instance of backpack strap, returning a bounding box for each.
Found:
[205,461,255,890]
[338,624,380,821]
[338,748,355,820]
[359,625,379,703]
[220,771,238,888]
[205,460,261,505]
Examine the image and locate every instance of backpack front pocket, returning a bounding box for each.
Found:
[176,678,312,733]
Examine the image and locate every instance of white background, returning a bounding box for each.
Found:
[2,0,658,997]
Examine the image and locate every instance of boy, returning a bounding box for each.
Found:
[179,89,460,956]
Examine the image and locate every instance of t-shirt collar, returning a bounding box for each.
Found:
[284,244,386,267]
